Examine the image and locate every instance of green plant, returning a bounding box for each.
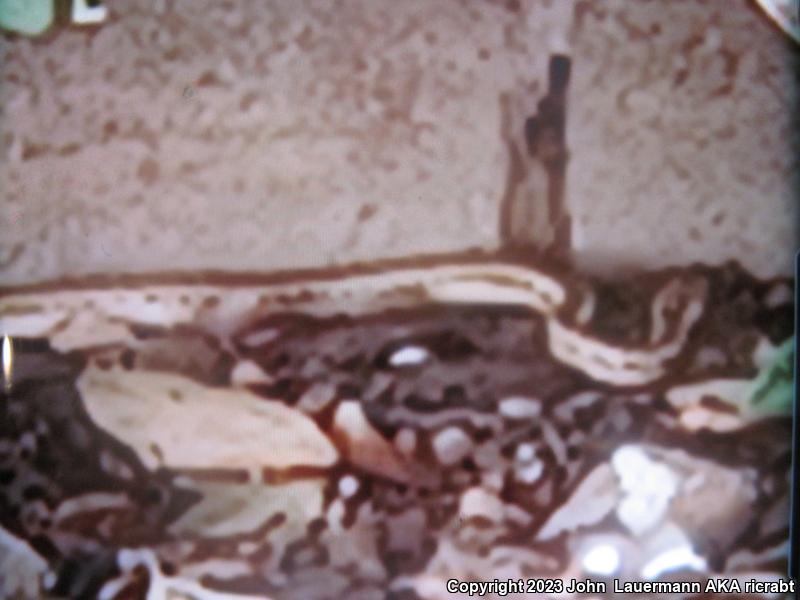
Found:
[748,336,794,416]
[0,0,53,36]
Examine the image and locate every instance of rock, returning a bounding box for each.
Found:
[338,475,359,499]
[230,360,271,386]
[431,426,473,467]
[611,445,678,537]
[458,487,504,524]
[647,446,758,558]
[296,382,336,414]
[498,397,542,419]
[537,464,620,541]
[388,346,430,367]
[332,401,408,483]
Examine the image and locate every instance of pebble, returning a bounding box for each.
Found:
[459,487,504,523]
[230,360,271,386]
[393,428,417,456]
[499,396,542,419]
[515,460,544,484]
[388,345,429,367]
[338,474,359,498]
[515,443,536,463]
[432,426,473,466]
[297,382,336,414]
[333,401,409,483]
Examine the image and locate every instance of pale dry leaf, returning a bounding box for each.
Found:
[77,366,338,475]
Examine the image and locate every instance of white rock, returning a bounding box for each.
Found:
[582,543,621,576]
[515,460,544,484]
[432,426,473,466]
[611,446,678,537]
[499,396,542,419]
[458,487,504,523]
[388,345,429,367]
[230,360,271,386]
[537,464,620,541]
[338,475,359,498]
[515,443,536,463]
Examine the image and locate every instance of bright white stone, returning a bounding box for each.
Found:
[612,446,677,496]
[388,345,429,367]
[515,460,544,484]
[230,360,271,386]
[582,543,620,576]
[432,426,473,466]
[611,445,678,536]
[338,475,359,498]
[515,443,536,463]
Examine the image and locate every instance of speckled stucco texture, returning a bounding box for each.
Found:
[567,0,799,278]
[0,0,570,285]
[0,0,797,285]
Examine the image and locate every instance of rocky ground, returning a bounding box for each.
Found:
[0,259,793,599]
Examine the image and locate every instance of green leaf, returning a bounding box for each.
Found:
[0,0,54,36]
[748,337,794,416]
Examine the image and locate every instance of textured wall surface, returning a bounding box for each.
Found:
[567,0,799,278]
[0,0,797,285]
[0,0,570,285]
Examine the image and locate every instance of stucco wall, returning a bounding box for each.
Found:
[567,0,799,278]
[0,0,571,285]
[0,0,797,285]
